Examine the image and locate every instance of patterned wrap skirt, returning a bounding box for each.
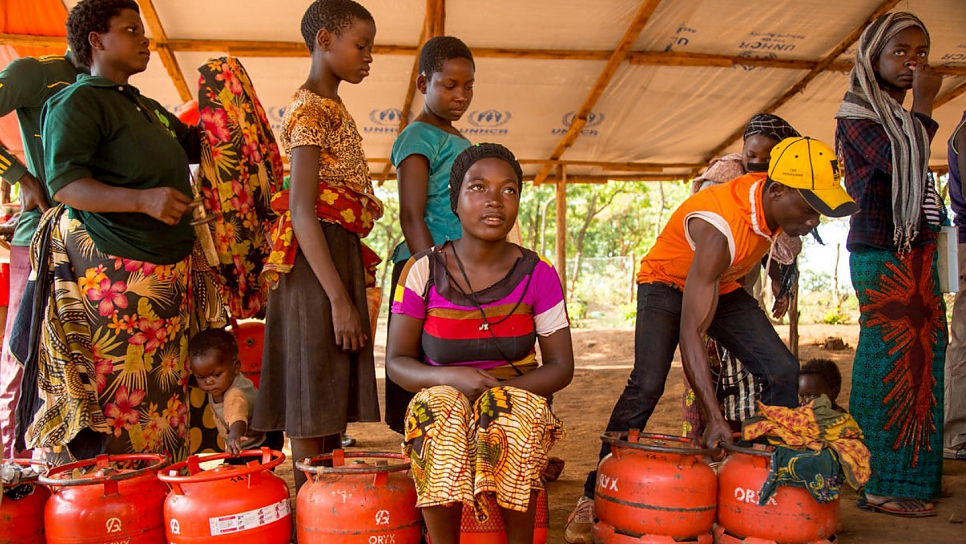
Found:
[849,243,945,500]
[25,208,225,463]
[403,385,564,521]
[682,336,761,440]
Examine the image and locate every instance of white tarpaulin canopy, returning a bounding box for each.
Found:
[14,0,966,183]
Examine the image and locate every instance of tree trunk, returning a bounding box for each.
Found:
[539,195,556,256]
[568,192,598,303]
[789,275,799,358]
[653,181,666,239]
[833,242,841,313]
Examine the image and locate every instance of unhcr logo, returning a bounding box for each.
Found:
[364,108,406,134]
[552,111,605,136]
[462,109,512,135]
[266,106,286,135]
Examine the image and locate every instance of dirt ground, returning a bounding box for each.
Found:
[277,322,966,543]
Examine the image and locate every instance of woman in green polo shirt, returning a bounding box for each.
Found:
[23,0,224,463]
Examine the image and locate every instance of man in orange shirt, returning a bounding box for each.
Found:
[566,137,858,544]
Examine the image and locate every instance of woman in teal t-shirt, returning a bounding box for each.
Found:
[385,36,475,433]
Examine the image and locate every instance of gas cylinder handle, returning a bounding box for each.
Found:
[39,453,168,488]
[719,441,775,458]
[600,431,715,457]
[296,450,411,475]
[1,458,48,487]
[159,447,286,485]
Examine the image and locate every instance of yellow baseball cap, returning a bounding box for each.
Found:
[767,137,859,218]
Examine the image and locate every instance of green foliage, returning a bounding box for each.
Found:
[800,270,832,293]
[568,300,588,328]
[822,310,851,325]
[368,185,404,300]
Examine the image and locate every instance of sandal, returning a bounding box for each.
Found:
[856,495,937,518]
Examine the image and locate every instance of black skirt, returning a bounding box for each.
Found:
[252,223,380,438]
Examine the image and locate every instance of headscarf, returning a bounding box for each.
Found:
[449,142,524,215]
[692,114,800,194]
[835,12,931,252]
[743,113,801,143]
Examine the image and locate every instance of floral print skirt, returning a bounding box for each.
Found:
[403,385,564,521]
[25,208,224,462]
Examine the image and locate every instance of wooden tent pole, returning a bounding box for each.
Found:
[139,0,192,102]
[376,0,444,185]
[555,165,568,297]
[702,0,902,162]
[789,276,800,358]
[532,0,665,186]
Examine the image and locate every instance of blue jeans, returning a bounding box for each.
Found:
[582,282,799,498]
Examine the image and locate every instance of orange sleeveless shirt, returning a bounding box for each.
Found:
[636,173,778,295]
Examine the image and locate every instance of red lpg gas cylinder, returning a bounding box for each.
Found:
[715,443,838,544]
[594,431,716,544]
[232,321,264,388]
[451,487,550,544]
[1,459,50,544]
[160,448,291,543]
[40,453,169,544]
[296,450,421,544]
[175,100,200,126]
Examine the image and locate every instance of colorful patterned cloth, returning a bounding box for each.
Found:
[196,57,283,319]
[263,89,383,289]
[848,244,945,500]
[24,207,225,462]
[682,337,761,441]
[757,446,843,504]
[743,396,871,503]
[403,385,563,520]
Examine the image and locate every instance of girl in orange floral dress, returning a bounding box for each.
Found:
[253,0,383,490]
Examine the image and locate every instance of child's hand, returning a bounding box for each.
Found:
[444,367,501,402]
[226,420,248,456]
[226,434,243,456]
[331,298,368,352]
[912,62,942,102]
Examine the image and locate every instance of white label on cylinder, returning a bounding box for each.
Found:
[208,498,292,535]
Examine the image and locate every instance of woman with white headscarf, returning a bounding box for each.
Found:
[835,11,944,518]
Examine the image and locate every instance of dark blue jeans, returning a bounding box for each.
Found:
[582,282,799,498]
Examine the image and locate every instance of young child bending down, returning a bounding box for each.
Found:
[798,358,845,413]
[189,329,265,455]
[387,143,574,544]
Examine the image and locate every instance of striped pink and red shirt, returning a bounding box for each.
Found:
[391,245,569,371]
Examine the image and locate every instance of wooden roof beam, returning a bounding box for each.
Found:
[702,0,902,161]
[295,156,705,172]
[532,0,665,186]
[372,173,690,183]
[537,173,690,183]
[375,0,445,185]
[0,34,64,48]
[516,159,705,171]
[935,79,966,110]
[139,0,192,102]
[4,33,966,77]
